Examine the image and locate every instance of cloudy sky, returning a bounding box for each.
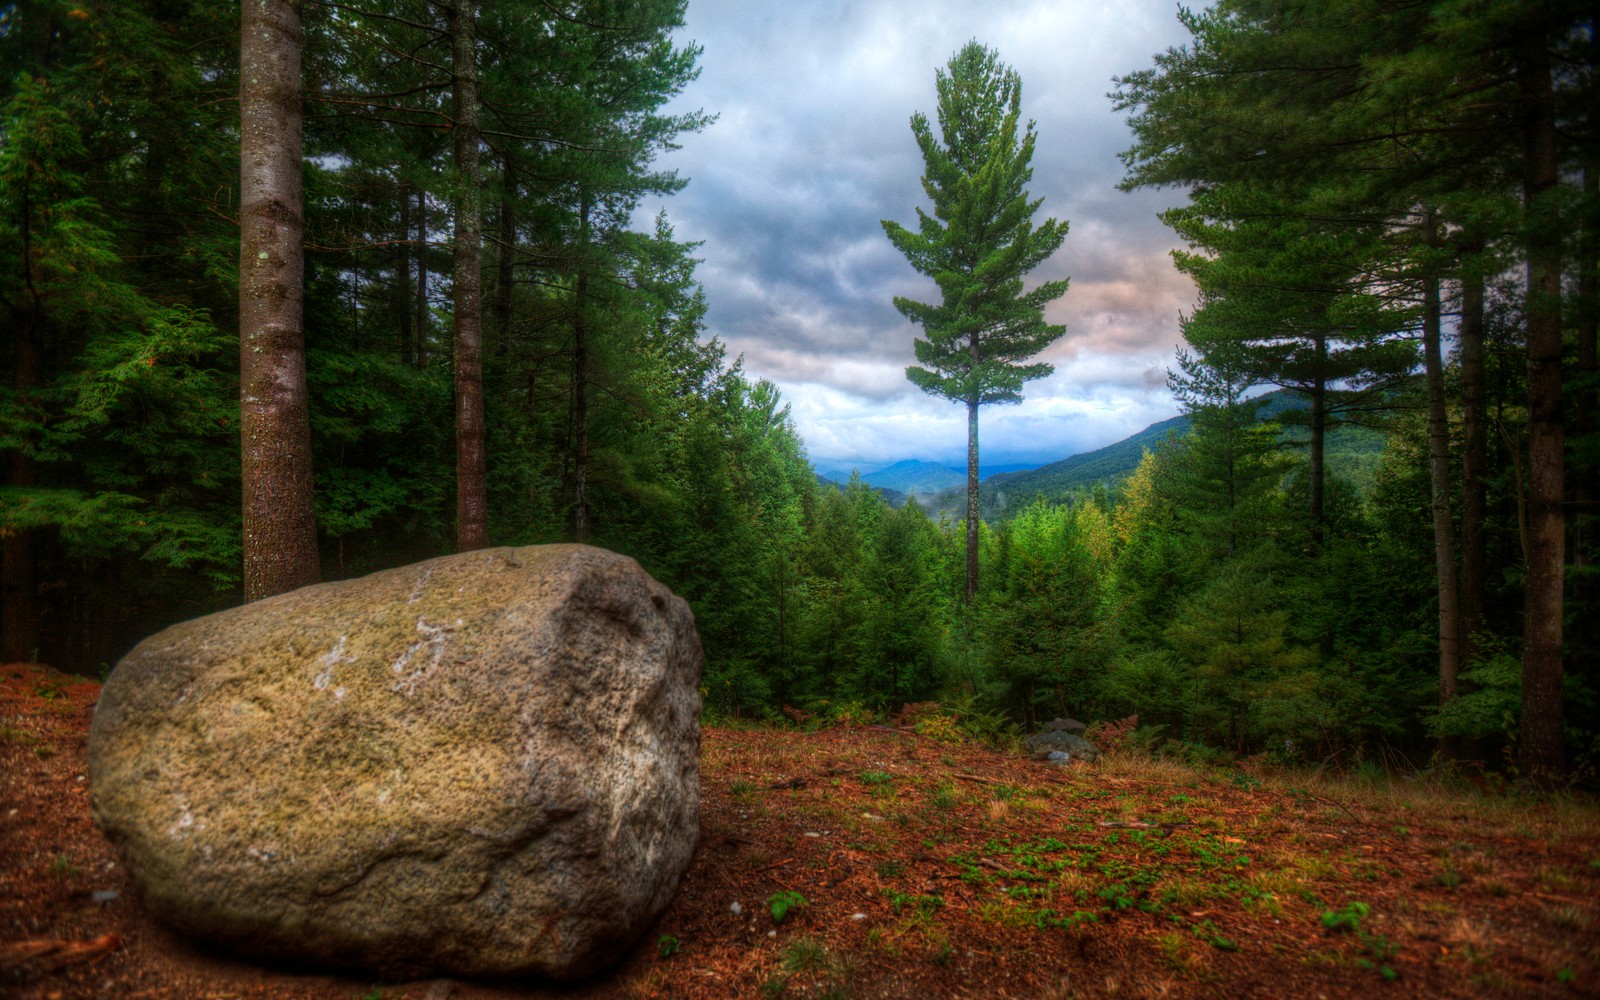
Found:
[635,0,1203,471]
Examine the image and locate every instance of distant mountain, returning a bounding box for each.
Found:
[983,414,1191,503]
[814,473,908,508]
[860,460,966,496]
[917,388,1389,521]
[814,459,1042,489]
[976,462,1042,478]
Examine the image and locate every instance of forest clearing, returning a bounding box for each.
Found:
[5,0,1600,995]
[5,662,1597,999]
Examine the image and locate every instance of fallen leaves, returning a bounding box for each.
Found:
[6,661,1600,1000]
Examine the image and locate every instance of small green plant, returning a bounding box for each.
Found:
[859,770,893,787]
[1321,900,1370,933]
[1192,919,1239,951]
[48,854,79,879]
[729,779,758,796]
[657,934,680,958]
[1353,932,1400,980]
[780,937,828,973]
[1557,966,1576,984]
[1033,908,1099,930]
[769,889,808,924]
[928,783,960,812]
[885,890,944,917]
[915,713,964,742]
[1321,901,1399,978]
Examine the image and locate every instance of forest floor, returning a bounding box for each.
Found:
[3,662,1599,1000]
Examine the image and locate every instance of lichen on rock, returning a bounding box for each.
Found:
[88,544,702,980]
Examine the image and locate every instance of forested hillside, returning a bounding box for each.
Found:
[1,0,1595,785]
[945,391,1391,521]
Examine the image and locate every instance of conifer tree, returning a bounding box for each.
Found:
[882,41,1069,601]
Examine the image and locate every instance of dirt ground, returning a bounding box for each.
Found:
[4,661,1598,999]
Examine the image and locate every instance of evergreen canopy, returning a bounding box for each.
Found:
[882,41,1070,408]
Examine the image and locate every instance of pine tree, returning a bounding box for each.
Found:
[1115,0,1593,782]
[1162,183,1417,544]
[882,41,1069,602]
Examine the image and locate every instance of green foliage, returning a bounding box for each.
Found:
[1321,901,1370,933]
[882,41,1070,410]
[1321,900,1400,978]
[1429,648,1522,742]
[4,0,1590,789]
[979,498,1111,721]
[768,889,808,925]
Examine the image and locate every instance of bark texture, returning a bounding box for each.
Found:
[1458,259,1487,666]
[571,192,591,544]
[1420,214,1461,721]
[239,0,319,602]
[451,0,487,552]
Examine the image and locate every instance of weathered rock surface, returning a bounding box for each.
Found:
[1042,716,1087,734]
[88,545,702,980]
[1024,729,1101,763]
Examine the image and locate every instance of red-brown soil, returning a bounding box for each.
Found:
[4,662,1598,999]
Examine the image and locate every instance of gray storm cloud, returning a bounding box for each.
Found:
[636,0,1204,468]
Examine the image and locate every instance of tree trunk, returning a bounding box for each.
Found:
[1459,258,1488,667]
[415,184,429,364]
[1581,163,1598,430]
[1308,344,1326,552]
[1516,32,1565,787]
[451,0,487,552]
[496,155,516,352]
[239,0,319,602]
[398,182,413,364]
[965,394,979,602]
[1572,163,1597,688]
[1421,211,1462,739]
[572,192,592,544]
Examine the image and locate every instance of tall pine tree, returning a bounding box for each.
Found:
[882,41,1069,601]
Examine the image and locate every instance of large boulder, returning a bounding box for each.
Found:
[88,545,702,981]
[1024,729,1101,763]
